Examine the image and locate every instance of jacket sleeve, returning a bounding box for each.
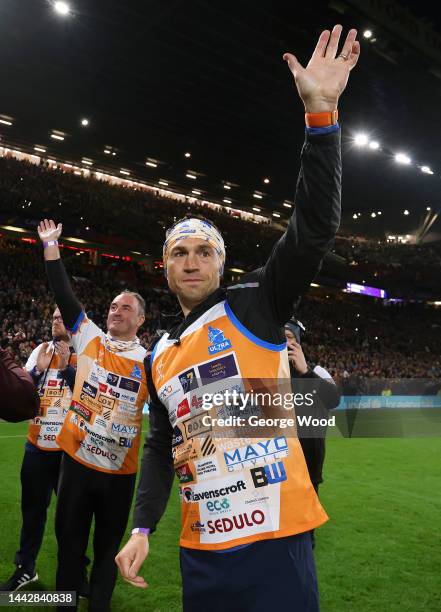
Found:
[60,365,76,393]
[259,128,341,325]
[0,349,40,422]
[300,369,341,411]
[132,357,175,533]
[45,259,83,330]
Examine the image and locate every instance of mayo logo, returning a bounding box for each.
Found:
[111,423,138,435]
[207,326,232,355]
[224,437,288,471]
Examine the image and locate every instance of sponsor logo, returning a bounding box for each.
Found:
[81,382,98,399]
[107,373,119,386]
[71,401,92,422]
[190,521,206,534]
[177,398,190,418]
[102,409,112,420]
[70,414,78,426]
[109,388,120,399]
[251,461,287,488]
[198,354,238,383]
[119,437,133,448]
[181,480,246,503]
[130,364,143,380]
[194,457,220,481]
[34,416,41,425]
[172,426,184,447]
[63,408,69,417]
[97,394,115,409]
[47,389,62,397]
[201,435,216,456]
[90,372,99,385]
[43,434,57,441]
[207,510,265,534]
[245,494,270,506]
[173,441,198,465]
[47,408,59,415]
[206,498,230,514]
[45,425,60,432]
[48,379,59,387]
[207,325,232,355]
[119,391,136,402]
[176,463,194,483]
[183,415,211,439]
[111,423,138,435]
[99,383,108,393]
[158,384,176,401]
[119,377,140,393]
[95,417,107,429]
[117,402,138,417]
[179,368,198,393]
[224,437,288,471]
[191,394,203,411]
[82,444,118,462]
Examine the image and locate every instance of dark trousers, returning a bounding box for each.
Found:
[180,532,319,612]
[14,442,62,572]
[55,453,136,612]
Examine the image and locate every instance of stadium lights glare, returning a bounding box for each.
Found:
[82,159,93,166]
[81,118,89,127]
[403,209,410,215]
[363,30,373,39]
[223,198,232,204]
[273,212,281,218]
[184,152,191,158]
[120,169,130,176]
[34,146,46,153]
[253,193,263,199]
[352,213,358,219]
[158,180,168,186]
[51,134,64,141]
[104,149,111,154]
[354,133,369,146]
[146,161,158,168]
[283,202,292,208]
[395,153,411,165]
[0,118,12,126]
[191,189,201,195]
[186,173,197,180]
[369,141,380,150]
[421,165,434,174]
[252,207,261,212]
[223,184,231,190]
[371,212,376,218]
[54,1,70,16]
[377,211,382,215]
[263,178,270,184]
[427,206,431,211]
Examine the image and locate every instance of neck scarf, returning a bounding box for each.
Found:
[104,333,140,354]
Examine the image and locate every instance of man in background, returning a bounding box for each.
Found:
[0,308,79,592]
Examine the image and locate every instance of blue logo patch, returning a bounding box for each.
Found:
[207,325,232,355]
[130,364,143,380]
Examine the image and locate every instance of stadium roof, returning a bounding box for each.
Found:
[1,0,440,239]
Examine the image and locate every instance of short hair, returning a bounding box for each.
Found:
[120,290,146,316]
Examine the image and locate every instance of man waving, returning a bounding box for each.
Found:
[117,26,360,612]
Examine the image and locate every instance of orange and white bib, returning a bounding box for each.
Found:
[151,300,328,550]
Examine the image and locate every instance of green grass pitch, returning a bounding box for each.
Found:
[0,419,440,611]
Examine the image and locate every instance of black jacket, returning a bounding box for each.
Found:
[134,128,342,531]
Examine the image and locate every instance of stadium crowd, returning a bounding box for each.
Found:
[1,236,440,392]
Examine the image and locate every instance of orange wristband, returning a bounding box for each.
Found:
[305,110,339,128]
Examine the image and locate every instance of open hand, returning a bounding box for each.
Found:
[36,343,54,372]
[284,25,360,113]
[37,219,62,243]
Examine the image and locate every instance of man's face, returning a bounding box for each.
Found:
[52,308,67,339]
[166,238,221,311]
[107,294,145,340]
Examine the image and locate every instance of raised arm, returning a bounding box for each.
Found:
[37,219,83,330]
[260,26,360,324]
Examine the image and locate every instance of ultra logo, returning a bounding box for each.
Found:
[207,325,232,355]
